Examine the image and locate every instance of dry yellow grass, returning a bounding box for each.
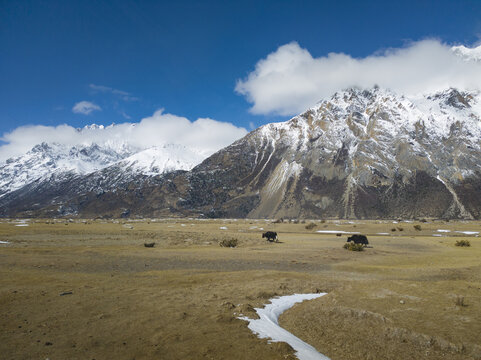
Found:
[0,218,480,359]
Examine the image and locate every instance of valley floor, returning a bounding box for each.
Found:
[0,218,480,360]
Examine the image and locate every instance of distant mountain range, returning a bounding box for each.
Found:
[0,140,203,198]
[1,85,480,219]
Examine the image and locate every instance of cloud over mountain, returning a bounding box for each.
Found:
[0,110,248,161]
[236,40,481,116]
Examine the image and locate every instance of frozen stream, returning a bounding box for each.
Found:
[239,293,330,360]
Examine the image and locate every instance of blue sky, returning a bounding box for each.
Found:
[1,0,480,142]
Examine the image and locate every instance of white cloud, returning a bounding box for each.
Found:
[0,110,248,161]
[89,84,138,101]
[236,40,481,116]
[119,111,131,120]
[72,101,102,115]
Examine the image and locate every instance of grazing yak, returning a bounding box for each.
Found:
[347,234,369,246]
[262,231,278,242]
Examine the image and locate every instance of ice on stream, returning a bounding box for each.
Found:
[239,293,330,360]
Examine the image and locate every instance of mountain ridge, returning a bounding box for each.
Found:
[0,139,204,199]
[1,86,480,219]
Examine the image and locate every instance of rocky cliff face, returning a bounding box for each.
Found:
[170,86,481,220]
[1,87,480,219]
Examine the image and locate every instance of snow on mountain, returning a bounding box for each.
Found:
[250,86,480,153]
[0,139,206,198]
[451,44,481,62]
[0,142,135,197]
[252,86,481,184]
[117,144,205,176]
[206,86,481,219]
[2,86,480,219]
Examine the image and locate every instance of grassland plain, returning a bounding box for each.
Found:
[0,218,480,360]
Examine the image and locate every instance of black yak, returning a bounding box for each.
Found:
[262,231,278,242]
[347,234,369,246]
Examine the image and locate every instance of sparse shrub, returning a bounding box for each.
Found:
[413,225,422,231]
[305,222,317,230]
[273,218,283,224]
[455,240,471,247]
[320,219,326,224]
[391,228,397,232]
[420,219,427,223]
[397,227,404,231]
[219,238,238,248]
[300,220,306,224]
[336,233,342,237]
[343,242,364,251]
[455,295,466,307]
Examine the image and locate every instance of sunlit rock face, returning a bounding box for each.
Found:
[172,86,481,220]
[2,87,481,219]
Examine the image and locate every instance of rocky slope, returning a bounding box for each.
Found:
[1,87,480,219]
[170,87,481,219]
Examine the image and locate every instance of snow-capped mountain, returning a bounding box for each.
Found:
[140,85,478,220]
[0,142,136,197]
[0,137,206,199]
[233,86,481,219]
[1,86,480,219]
[451,44,481,62]
[117,144,204,176]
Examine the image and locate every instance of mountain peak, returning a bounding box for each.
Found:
[451,44,481,62]
[1,86,481,219]
[79,124,105,131]
[427,88,476,109]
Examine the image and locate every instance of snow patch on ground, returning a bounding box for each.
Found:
[437,229,451,233]
[239,293,329,360]
[316,230,360,234]
[0,240,9,244]
[455,231,479,235]
[219,226,228,230]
